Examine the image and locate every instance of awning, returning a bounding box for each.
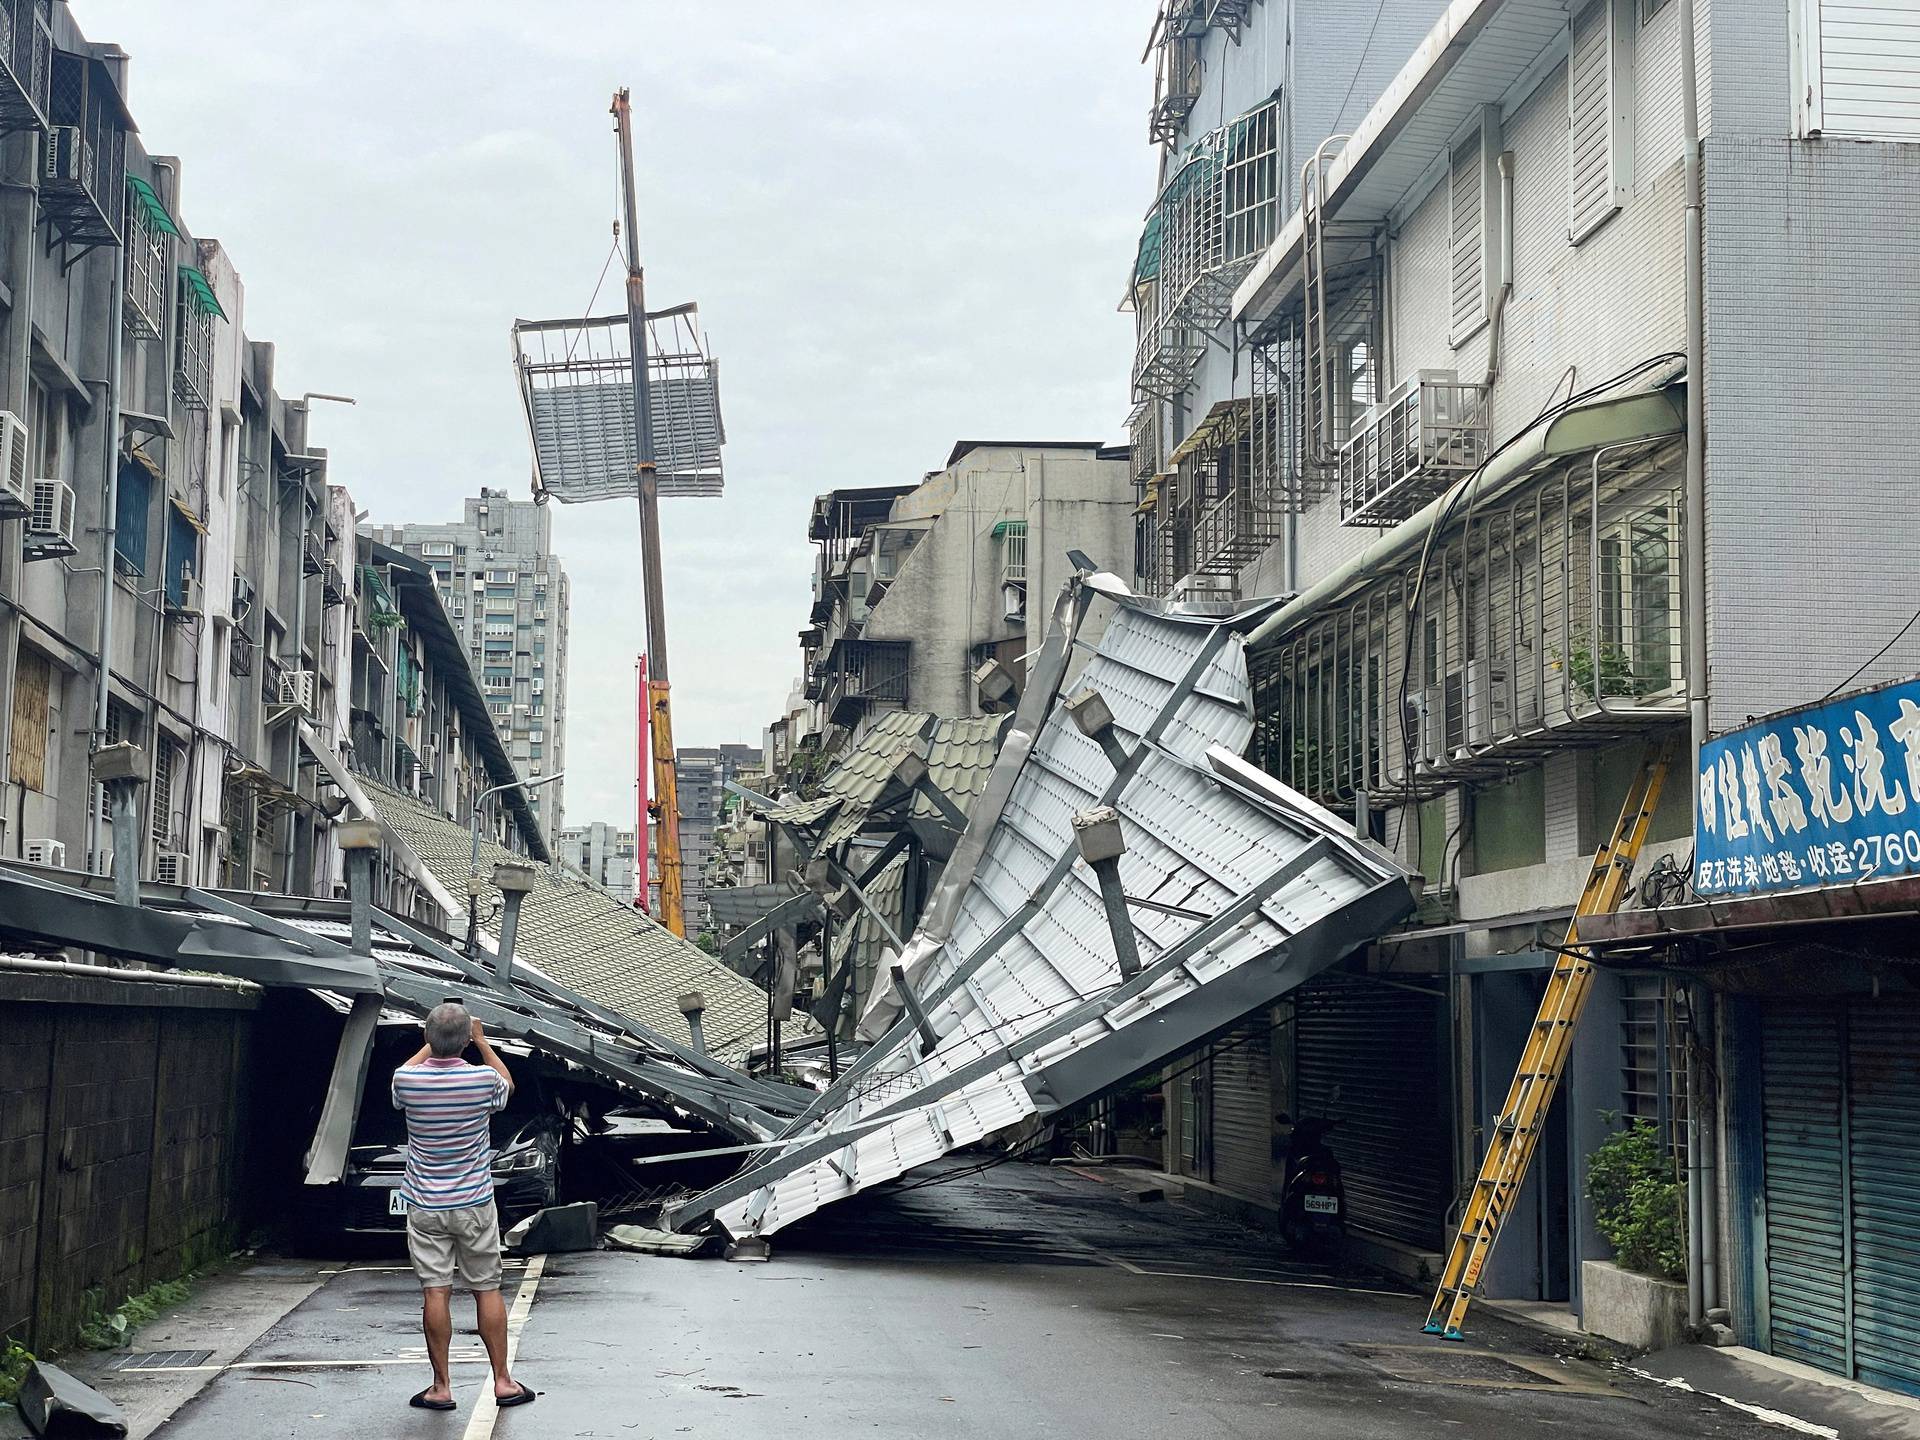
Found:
[178,264,226,321]
[1168,397,1252,466]
[169,494,208,537]
[1245,381,1686,651]
[126,176,180,237]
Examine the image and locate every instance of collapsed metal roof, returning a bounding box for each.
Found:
[0,864,806,1141]
[365,780,815,1063]
[662,578,1416,1238]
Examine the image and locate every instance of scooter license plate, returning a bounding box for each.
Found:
[1303,1194,1338,1215]
[388,1190,408,1216]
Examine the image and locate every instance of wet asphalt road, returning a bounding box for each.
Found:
[123,1161,1798,1440]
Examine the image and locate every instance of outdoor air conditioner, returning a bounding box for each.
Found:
[23,838,65,867]
[0,410,29,513]
[30,480,74,542]
[168,575,202,618]
[44,126,83,185]
[1463,660,1511,748]
[155,850,191,886]
[279,669,316,713]
[1000,581,1026,624]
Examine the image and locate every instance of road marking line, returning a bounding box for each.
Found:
[461,1254,546,1440]
[1089,1249,1403,1297]
[1624,1366,1839,1437]
[110,1355,495,1374]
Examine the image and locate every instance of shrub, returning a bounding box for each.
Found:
[1585,1115,1686,1281]
[0,1341,32,1404]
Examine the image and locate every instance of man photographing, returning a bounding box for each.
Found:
[391,1002,537,1412]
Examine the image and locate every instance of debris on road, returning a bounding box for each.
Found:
[504,1202,599,1255]
[16,1362,127,1439]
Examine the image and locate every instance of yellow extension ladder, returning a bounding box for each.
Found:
[1423,738,1674,1341]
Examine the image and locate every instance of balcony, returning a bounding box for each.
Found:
[1147,1,1205,145]
[1252,434,1686,807]
[41,47,127,250]
[1338,372,1490,528]
[0,1,51,135]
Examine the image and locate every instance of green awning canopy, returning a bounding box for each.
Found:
[990,519,1027,539]
[126,176,180,237]
[178,264,226,321]
[1133,211,1163,283]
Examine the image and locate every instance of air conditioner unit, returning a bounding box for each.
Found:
[44,125,83,185]
[155,850,191,886]
[0,410,29,513]
[1463,660,1512,748]
[23,838,66,867]
[167,575,202,618]
[1000,581,1026,624]
[29,479,74,541]
[279,669,316,712]
[232,574,257,619]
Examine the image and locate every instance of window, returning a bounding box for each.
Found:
[113,457,152,575]
[1568,0,1630,243]
[151,739,178,848]
[1223,96,1281,261]
[1447,113,1493,344]
[27,380,64,482]
[1792,0,1920,139]
[422,541,455,558]
[1596,500,1680,698]
[165,504,199,607]
[174,264,222,410]
[124,176,177,341]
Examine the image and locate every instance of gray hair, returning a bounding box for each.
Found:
[425,1002,471,1058]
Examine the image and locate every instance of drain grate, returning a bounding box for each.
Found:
[1346,1344,1615,1396]
[111,1349,215,1372]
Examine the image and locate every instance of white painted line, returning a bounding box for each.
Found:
[1092,1249,1404,1297]
[115,1355,494,1375]
[1625,1366,1840,1438]
[461,1254,546,1440]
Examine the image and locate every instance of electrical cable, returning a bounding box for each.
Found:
[1820,604,1920,701]
[1331,0,1392,134]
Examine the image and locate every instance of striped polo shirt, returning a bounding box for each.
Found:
[390,1057,510,1210]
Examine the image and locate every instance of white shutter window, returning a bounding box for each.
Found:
[1448,125,1487,342]
[1795,0,1920,140]
[1568,0,1628,243]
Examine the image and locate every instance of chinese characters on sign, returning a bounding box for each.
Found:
[1695,675,1920,896]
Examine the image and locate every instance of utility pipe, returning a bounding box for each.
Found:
[282,441,309,893]
[0,951,258,992]
[0,137,40,837]
[89,234,129,876]
[1678,0,1717,1329]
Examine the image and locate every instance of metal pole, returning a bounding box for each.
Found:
[282,460,309,894]
[1089,857,1143,981]
[496,887,526,987]
[612,87,683,937]
[89,239,128,876]
[109,782,140,909]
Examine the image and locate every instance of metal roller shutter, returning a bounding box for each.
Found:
[1845,1002,1920,1396]
[1209,1018,1274,1203]
[1295,978,1450,1250]
[1760,1005,1849,1375]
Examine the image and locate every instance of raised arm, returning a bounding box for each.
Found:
[471,1018,513,1096]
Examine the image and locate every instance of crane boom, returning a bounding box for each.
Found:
[612,87,685,937]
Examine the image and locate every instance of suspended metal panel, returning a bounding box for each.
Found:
[663,586,1416,1238]
[512,308,724,500]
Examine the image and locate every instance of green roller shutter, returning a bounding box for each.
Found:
[1760,1006,1849,1374]
[1759,997,1920,1398]
[1844,1004,1920,1396]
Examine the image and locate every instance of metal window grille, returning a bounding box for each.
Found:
[174,282,215,410]
[150,740,176,848]
[0,1,53,135]
[123,185,171,340]
[1337,371,1491,527]
[1619,975,1688,1162]
[42,45,125,247]
[999,521,1027,585]
[1252,439,1685,806]
[1223,98,1281,262]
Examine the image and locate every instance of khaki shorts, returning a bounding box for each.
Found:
[405,1201,503,1291]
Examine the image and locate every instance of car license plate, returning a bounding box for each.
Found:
[388,1190,408,1216]
[1303,1194,1338,1215]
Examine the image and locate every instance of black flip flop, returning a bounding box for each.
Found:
[409,1389,457,1411]
[495,1383,538,1408]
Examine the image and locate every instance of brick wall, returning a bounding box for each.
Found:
[0,969,259,1352]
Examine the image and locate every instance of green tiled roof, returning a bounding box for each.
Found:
[364,780,816,1063]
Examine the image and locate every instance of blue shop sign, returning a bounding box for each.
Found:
[1696,675,1920,896]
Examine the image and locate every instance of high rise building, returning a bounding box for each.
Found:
[675,743,761,933]
[369,488,570,836]
[555,821,638,904]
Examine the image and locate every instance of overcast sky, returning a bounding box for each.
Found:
[80,1,1151,823]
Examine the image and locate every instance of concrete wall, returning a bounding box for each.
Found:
[0,968,260,1353]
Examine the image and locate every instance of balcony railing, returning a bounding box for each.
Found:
[41,47,125,249]
[0,1,51,137]
[1251,436,1686,807]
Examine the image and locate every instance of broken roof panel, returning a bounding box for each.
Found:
[365,780,816,1062]
[663,584,1416,1239]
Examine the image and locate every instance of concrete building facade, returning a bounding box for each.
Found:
[675,742,761,934]
[556,819,638,905]
[369,486,570,837]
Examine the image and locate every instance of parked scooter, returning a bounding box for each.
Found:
[1275,1114,1345,1257]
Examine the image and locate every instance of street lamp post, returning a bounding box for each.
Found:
[466,771,565,959]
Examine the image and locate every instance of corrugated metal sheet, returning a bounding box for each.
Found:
[366,781,814,1063]
[663,589,1416,1238]
[526,374,724,500]
[1845,1002,1920,1396]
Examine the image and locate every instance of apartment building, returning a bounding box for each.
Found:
[0,2,541,905]
[369,486,570,836]
[1137,0,1920,1379]
[557,819,638,905]
[794,441,1133,766]
[675,742,761,933]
